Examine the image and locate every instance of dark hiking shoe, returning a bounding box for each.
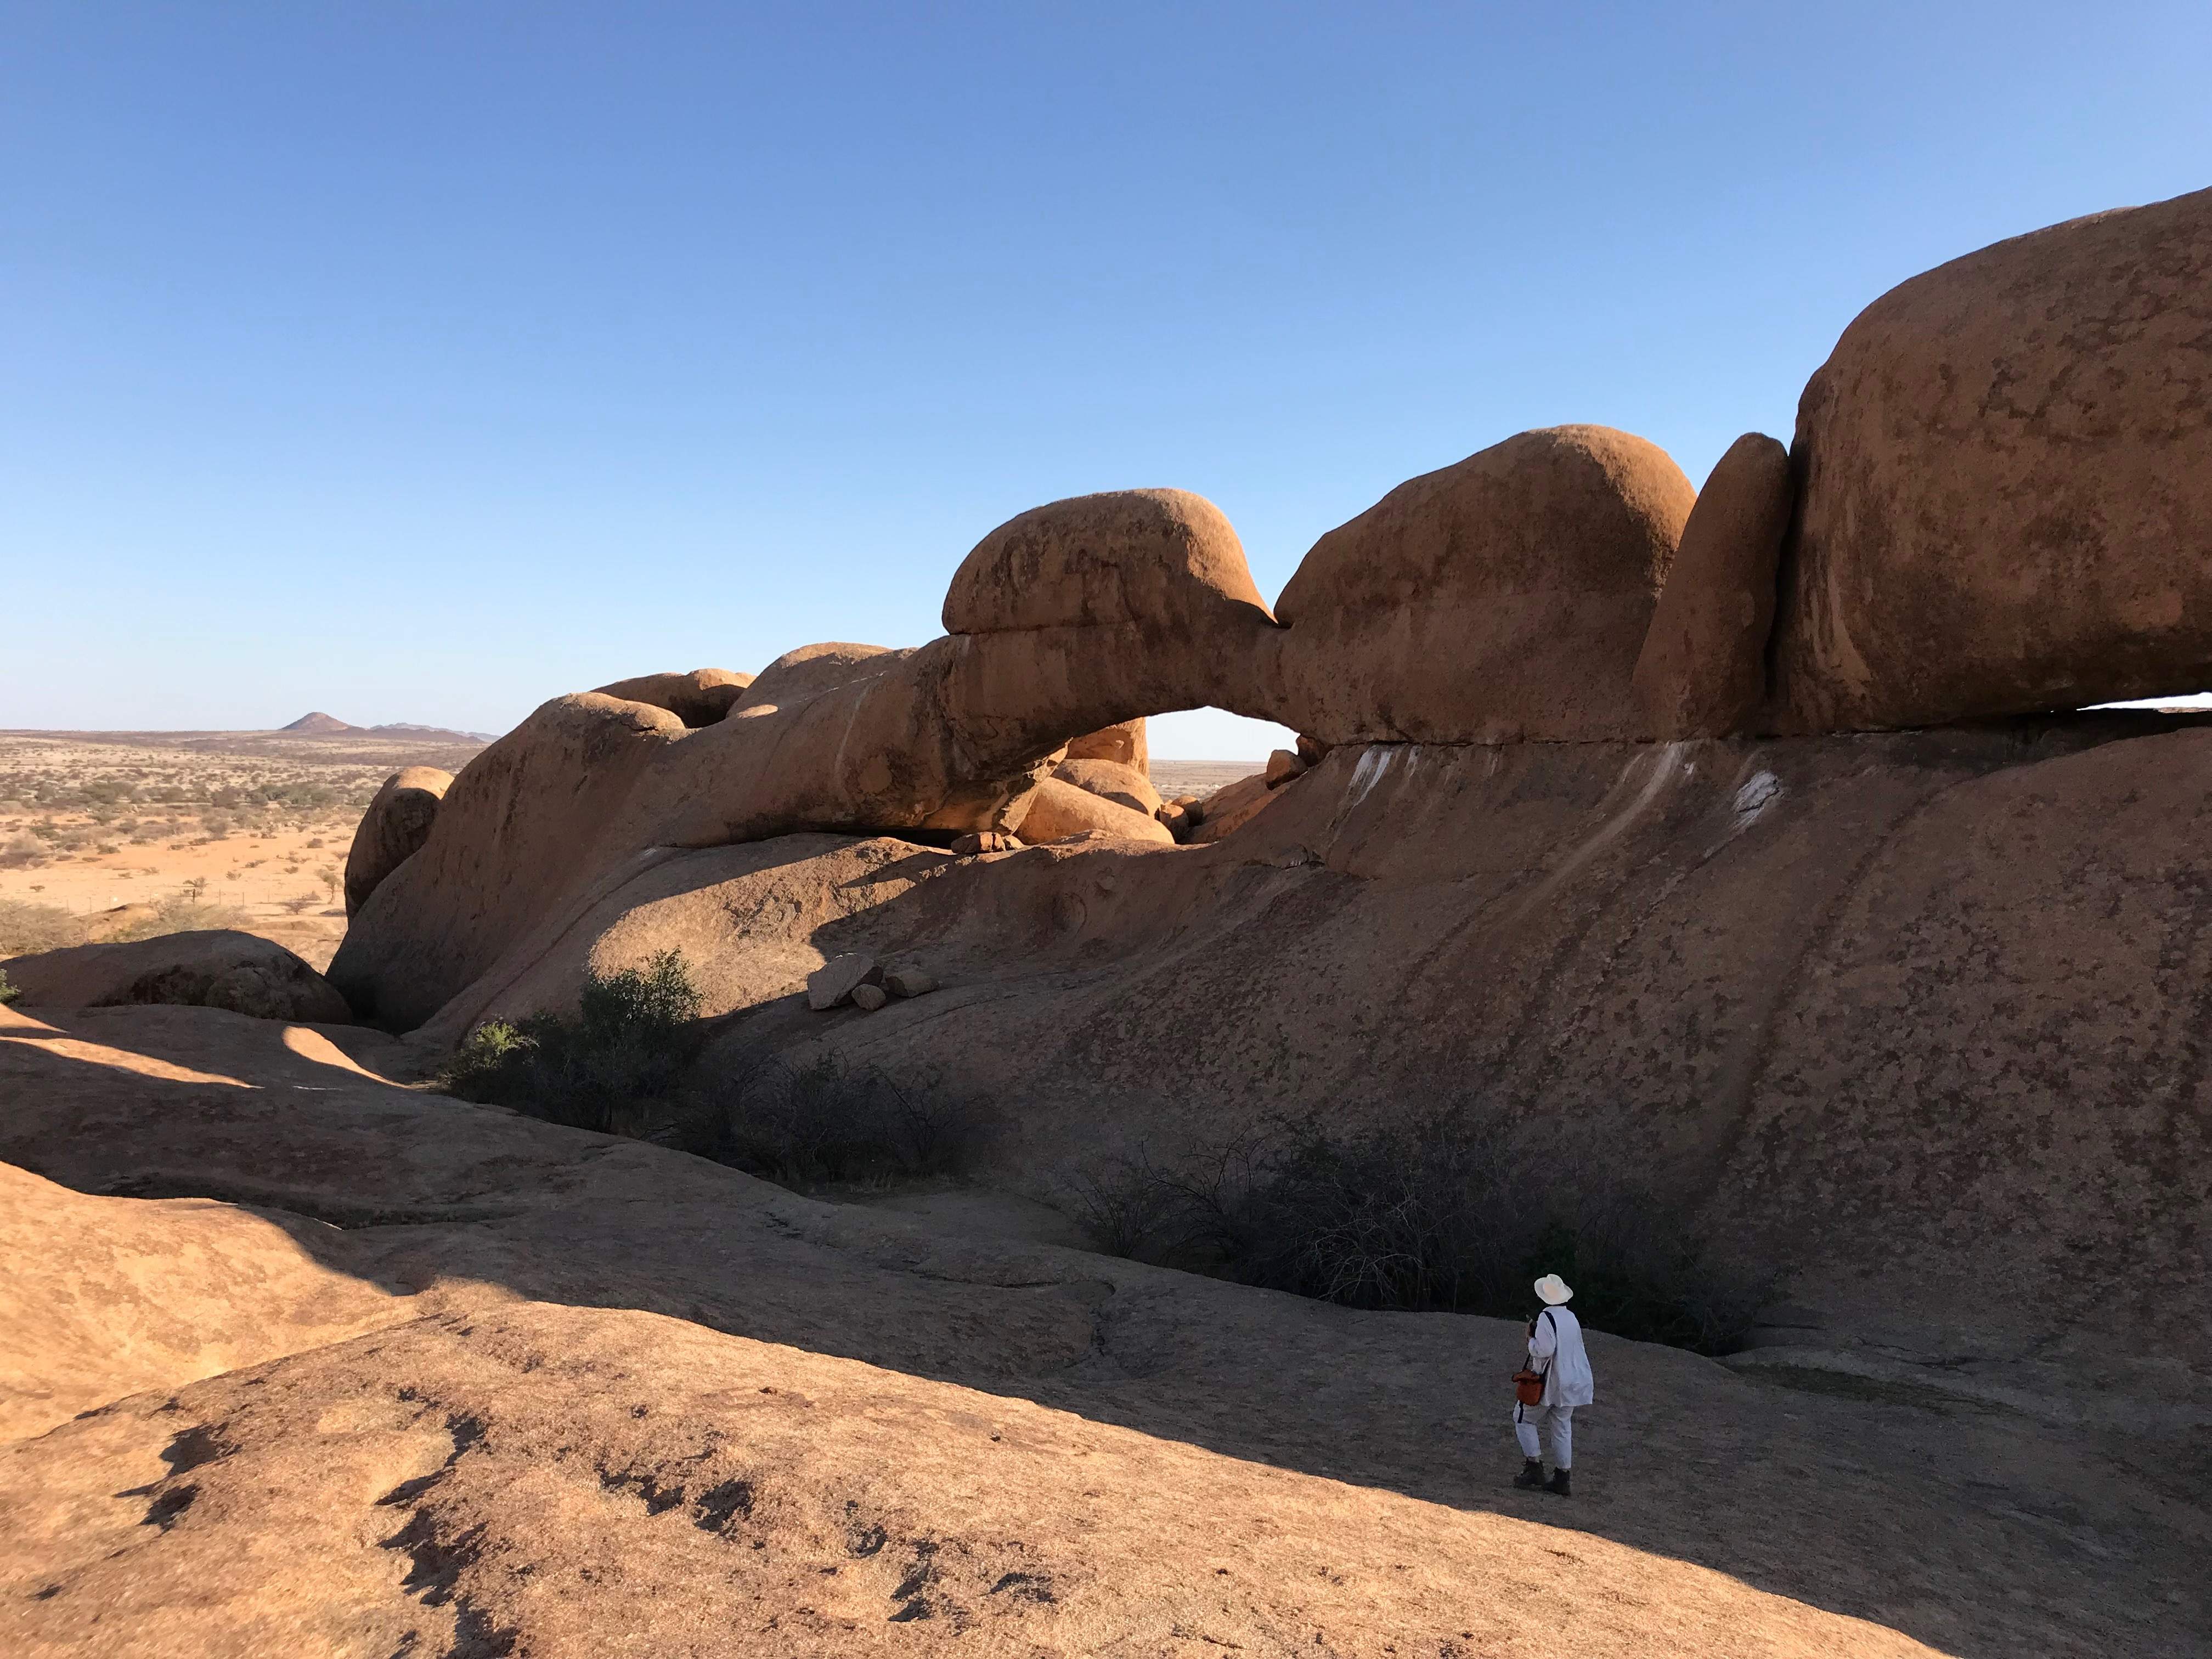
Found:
[1544,1468,1572,1497]
[1512,1459,1546,1490]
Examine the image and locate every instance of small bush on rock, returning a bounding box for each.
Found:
[442,950,708,1138]
[0,968,19,1007]
[1065,1109,1776,1356]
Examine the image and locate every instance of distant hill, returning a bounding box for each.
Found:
[278,713,491,744]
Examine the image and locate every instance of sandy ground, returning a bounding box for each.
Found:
[0,729,482,970]
[1152,758,1264,800]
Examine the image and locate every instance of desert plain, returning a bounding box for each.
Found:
[0,724,486,969]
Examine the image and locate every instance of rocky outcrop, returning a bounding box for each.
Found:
[1,930,352,1024]
[407,710,2212,1406]
[1268,425,1695,742]
[335,492,1283,1030]
[343,764,452,915]
[1183,771,1274,844]
[1633,433,1793,738]
[1013,776,1176,846]
[1052,757,1163,818]
[1768,185,2212,731]
[1064,717,1148,771]
[591,667,754,727]
[731,641,905,712]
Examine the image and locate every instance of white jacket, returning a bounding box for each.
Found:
[1528,1305,1595,1407]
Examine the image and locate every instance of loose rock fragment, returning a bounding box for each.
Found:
[850,983,889,1012]
[884,968,938,998]
[1263,749,1307,787]
[806,953,882,1011]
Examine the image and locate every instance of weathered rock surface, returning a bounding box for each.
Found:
[1633,433,1792,738]
[422,712,2212,1409]
[1,930,352,1024]
[731,641,906,712]
[1184,770,1274,843]
[1012,776,1177,847]
[1263,747,1305,786]
[1064,717,1148,771]
[0,1002,2199,1657]
[1769,185,2212,731]
[342,764,452,916]
[0,1156,415,1440]
[330,693,690,1028]
[591,665,754,726]
[1052,756,1163,817]
[1269,425,1695,743]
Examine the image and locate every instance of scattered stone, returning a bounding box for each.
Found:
[1263,749,1307,788]
[952,831,1019,855]
[850,983,889,1012]
[1155,802,1195,839]
[883,968,938,998]
[805,953,882,1011]
[1295,733,1330,765]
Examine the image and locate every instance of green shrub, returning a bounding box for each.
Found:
[712,1052,994,1187]
[0,969,19,1007]
[441,950,708,1137]
[1063,1109,1777,1356]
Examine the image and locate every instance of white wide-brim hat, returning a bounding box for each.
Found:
[1534,1274,1573,1305]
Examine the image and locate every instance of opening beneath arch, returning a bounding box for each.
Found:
[1144,708,1299,803]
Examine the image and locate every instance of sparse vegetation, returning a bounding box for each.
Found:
[442,950,708,1137]
[712,1052,996,1186]
[1061,1109,1778,1356]
[0,899,91,956]
[0,968,20,1006]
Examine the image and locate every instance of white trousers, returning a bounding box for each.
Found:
[1513,1401,1574,1468]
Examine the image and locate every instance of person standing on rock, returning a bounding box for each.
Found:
[1512,1274,1594,1496]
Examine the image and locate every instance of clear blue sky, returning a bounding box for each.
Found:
[5,3,2209,754]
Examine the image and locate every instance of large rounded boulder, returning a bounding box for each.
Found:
[944,489,1275,639]
[1269,426,1694,743]
[590,667,753,727]
[1768,185,2212,731]
[343,765,453,917]
[1,930,353,1024]
[1633,433,1794,739]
